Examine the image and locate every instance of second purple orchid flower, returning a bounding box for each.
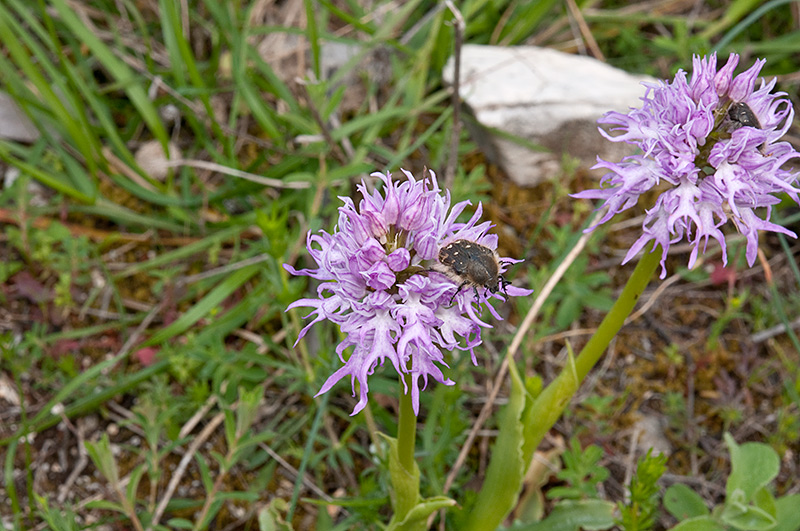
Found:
[575,52,800,278]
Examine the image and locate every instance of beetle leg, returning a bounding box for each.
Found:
[498,276,509,301]
[449,280,470,305]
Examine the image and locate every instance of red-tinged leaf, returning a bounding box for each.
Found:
[11,271,52,303]
[51,339,81,358]
[710,263,737,286]
[135,347,158,366]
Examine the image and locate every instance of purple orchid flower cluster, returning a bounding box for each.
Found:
[575,52,800,278]
[285,170,531,415]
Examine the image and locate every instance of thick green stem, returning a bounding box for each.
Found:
[522,244,662,461]
[397,372,417,474]
[386,371,422,528]
[466,245,662,531]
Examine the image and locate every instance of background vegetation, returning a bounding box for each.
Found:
[1,0,799,529]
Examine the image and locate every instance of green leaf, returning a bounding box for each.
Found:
[721,486,777,531]
[126,464,147,510]
[35,493,80,531]
[664,484,710,520]
[48,0,169,147]
[388,497,457,531]
[383,434,423,531]
[669,515,727,531]
[724,432,780,501]
[143,264,260,346]
[512,499,616,531]
[84,433,119,486]
[464,355,528,530]
[0,144,95,203]
[195,453,214,493]
[774,494,800,531]
[258,499,293,531]
[721,505,777,531]
[617,449,667,531]
[165,518,195,529]
[0,261,23,284]
[235,385,265,440]
[84,499,127,513]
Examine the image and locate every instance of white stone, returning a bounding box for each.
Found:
[633,414,672,456]
[443,45,656,186]
[134,140,182,181]
[0,91,40,143]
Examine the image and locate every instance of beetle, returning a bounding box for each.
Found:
[728,102,761,129]
[435,239,509,304]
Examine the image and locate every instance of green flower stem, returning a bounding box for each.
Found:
[385,371,422,529]
[522,244,662,459]
[396,372,418,497]
[467,245,662,531]
[388,372,458,530]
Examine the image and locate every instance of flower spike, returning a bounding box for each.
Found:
[285,170,532,415]
[574,53,800,278]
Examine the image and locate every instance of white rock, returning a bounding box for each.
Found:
[3,166,50,206]
[0,373,20,406]
[633,414,672,456]
[0,91,40,143]
[443,45,656,186]
[134,140,182,181]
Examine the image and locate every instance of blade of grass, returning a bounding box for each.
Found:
[287,392,328,522]
[247,46,304,116]
[142,264,261,346]
[0,1,100,176]
[159,0,228,151]
[72,199,189,232]
[194,281,273,342]
[711,0,797,51]
[748,31,800,56]
[1,360,171,452]
[0,143,95,203]
[315,0,375,36]
[303,0,321,79]
[49,0,170,148]
[493,0,561,45]
[385,105,452,171]
[102,170,202,207]
[230,9,281,140]
[52,38,145,179]
[113,225,246,278]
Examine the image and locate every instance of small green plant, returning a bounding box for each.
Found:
[664,433,800,531]
[538,224,615,328]
[34,494,80,531]
[571,394,627,438]
[547,437,610,500]
[618,449,668,531]
[508,438,615,531]
[83,385,270,530]
[6,221,95,310]
[707,291,750,350]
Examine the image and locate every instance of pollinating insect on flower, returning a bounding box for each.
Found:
[574,52,800,278]
[284,169,532,415]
